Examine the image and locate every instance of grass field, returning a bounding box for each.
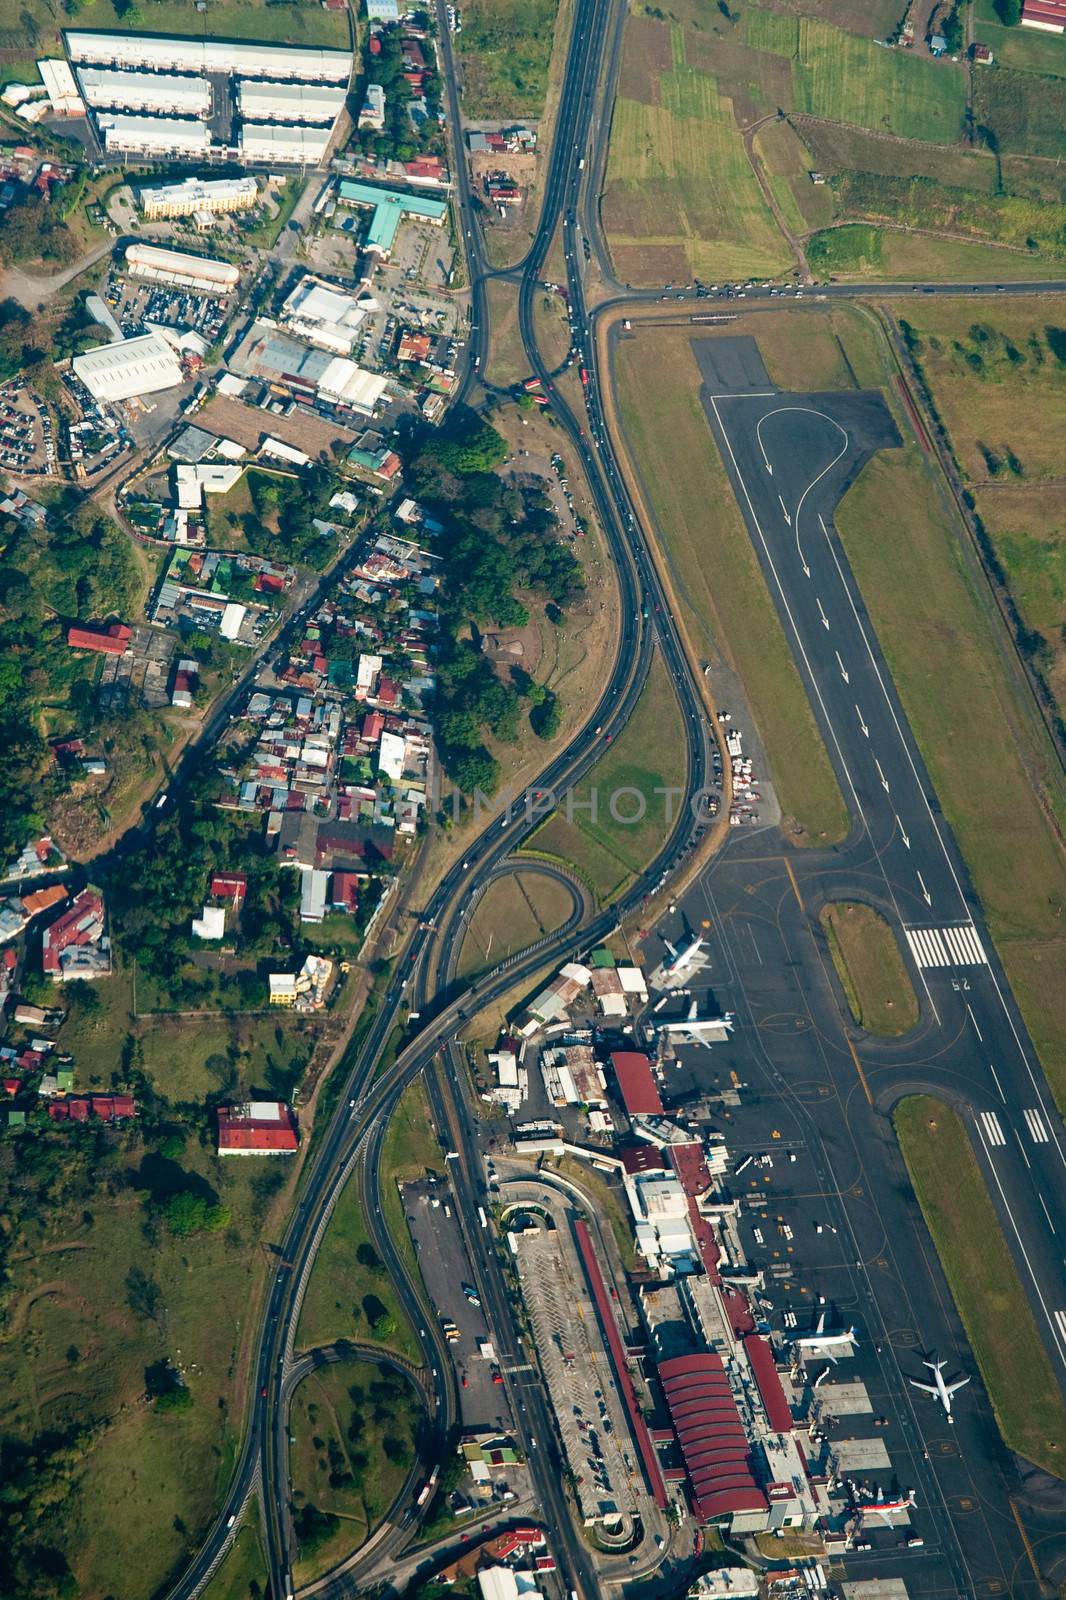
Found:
[836,441,1066,1111]
[458,869,576,977]
[201,1504,266,1600]
[0,1127,290,1597]
[456,0,559,117]
[896,303,1066,716]
[290,1358,421,1584]
[974,65,1066,159]
[819,901,918,1035]
[807,223,1064,280]
[4,0,349,51]
[611,321,849,845]
[297,1161,418,1362]
[974,4,1066,76]
[895,1096,1066,1475]
[827,171,1066,261]
[378,1077,443,1281]
[527,648,687,901]
[797,118,1001,192]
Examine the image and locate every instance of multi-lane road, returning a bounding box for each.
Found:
[163,0,1066,1595]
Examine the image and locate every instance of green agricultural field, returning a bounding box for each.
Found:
[290,1358,422,1584]
[828,171,1066,260]
[527,649,688,902]
[753,118,837,236]
[819,901,918,1035]
[974,65,1066,158]
[794,17,966,142]
[6,0,349,52]
[975,0,1066,75]
[456,0,560,117]
[836,439,1066,1111]
[895,1096,1066,1475]
[604,20,791,284]
[807,223,1062,280]
[611,321,849,845]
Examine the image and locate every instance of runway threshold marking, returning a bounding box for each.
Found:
[978,1111,1006,1147]
[904,924,987,970]
[1024,1108,1050,1144]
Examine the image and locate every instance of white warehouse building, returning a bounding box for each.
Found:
[76,66,209,116]
[237,79,346,124]
[72,331,185,402]
[65,30,353,82]
[239,123,331,165]
[125,242,240,292]
[97,112,209,156]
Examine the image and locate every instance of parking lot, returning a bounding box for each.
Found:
[104,268,232,347]
[0,380,56,477]
[504,1178,640,1533]
[403,1176,513,1433]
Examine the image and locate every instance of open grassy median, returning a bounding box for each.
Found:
[612,321,848,846]
[526,647,688,902]
[895,1096,1066,1475]
[458,869,575,977]
[201,1503,267,1600]
[836,441,1066,1111]
[819,902,918,1036]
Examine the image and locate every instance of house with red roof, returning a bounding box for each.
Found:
[217,1100,298,1155]
[67,622,132,656]
[41,887,111,982]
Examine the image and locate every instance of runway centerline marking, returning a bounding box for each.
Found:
[705,390,940,1026]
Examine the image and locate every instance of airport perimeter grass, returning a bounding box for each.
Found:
[807,224,1062,281]
[290,1357,419,1585]
[6,0,350,50]
[201,1503,267,1600]
[895,1097,1066,1476]
[458,869,575,977]
[819,902,918,1037]
[836,443,1066,1111]
[527,648,687,903]
[612,322,848,846]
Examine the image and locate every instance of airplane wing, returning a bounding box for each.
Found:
[687,997,697,1020]
[814,1312,825,1336]
[909,1379,939,1396]
[945,1377,970,1395]
[663,938,678,958]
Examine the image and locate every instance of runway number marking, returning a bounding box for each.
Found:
[979,1111,1006,1147]
[1023,1108,1050,1144]
[904,924,987,970]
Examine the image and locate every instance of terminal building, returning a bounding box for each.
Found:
[137,175,259,220]
[125,242,240,293]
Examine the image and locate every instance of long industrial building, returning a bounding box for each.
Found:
[97,112,209,156]
[125,242,240,292]
[239,123,331,165]
[65,31,353,82]
[137,175,259,220]
[237,79,345,124]
[72,332,185,403]
[76,65,208,116]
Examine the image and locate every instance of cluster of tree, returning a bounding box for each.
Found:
[160,1190,230,1237]
[0,300,47,383]
[351,23,442,164]
[243,466,338,568]
[292,1502,340,1558]
[404,412,583,792]
[0,1427,87,1599]
[0,485,140,861]
[993,0,1022,22]
[0,198,80,271]
[144,1358,193,1413]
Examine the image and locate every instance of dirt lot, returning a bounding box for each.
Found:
[470,150,537,189]
[197,395,356,461]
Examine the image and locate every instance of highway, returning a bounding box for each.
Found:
[164,0,1066,1593]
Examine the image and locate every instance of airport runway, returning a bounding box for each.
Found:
[631,332,1066,1594]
